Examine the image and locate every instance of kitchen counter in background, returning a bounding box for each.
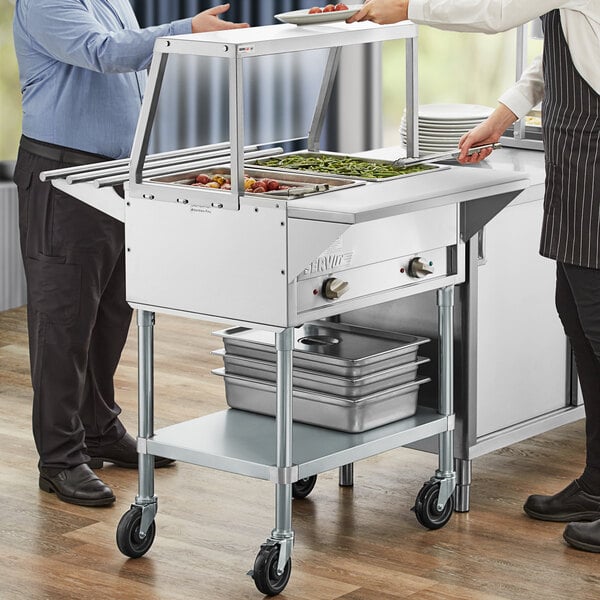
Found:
[343,146,582,510]
[0,161,26,311]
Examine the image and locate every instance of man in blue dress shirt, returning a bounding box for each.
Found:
[12,1,247,507]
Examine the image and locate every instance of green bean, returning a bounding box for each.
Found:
[256,154,434,179]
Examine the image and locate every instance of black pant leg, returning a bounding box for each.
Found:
[14,146,129,471]
[555,262,600,472]
[82,247,132,449]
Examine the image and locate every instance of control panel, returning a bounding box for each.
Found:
[296,246,449,312]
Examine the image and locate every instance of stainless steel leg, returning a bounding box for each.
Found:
[435,286,456,507]
[454,458,472,512]
[339,463,354,487]
[136,309,157,535]
[270,327,295,574]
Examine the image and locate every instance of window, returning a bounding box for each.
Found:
[382,25,543,147]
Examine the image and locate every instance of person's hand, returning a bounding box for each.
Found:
[458,121,498,164]
[457,104,517,163]
[191,4,249,33]
[347,0,410,24]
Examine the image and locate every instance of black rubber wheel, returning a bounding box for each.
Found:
[413,481,454,530]
[251,543,292,596]
[116,506,156,558]
[292,475,317,499]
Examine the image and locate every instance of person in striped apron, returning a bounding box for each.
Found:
[350,0,600,551]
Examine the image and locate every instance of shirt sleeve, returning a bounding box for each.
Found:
[23,0,192,73]
[498,55,544,118]
[408,0,585,33]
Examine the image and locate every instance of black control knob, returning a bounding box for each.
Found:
[408,257,434,278]
[322,278,349,300]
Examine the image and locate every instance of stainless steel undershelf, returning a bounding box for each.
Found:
[143,407,451,482]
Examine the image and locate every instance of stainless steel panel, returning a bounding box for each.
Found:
[154,22,420,59]
[213,368,430,433]
[214,321,429,377]
[475,198,568,435]
[213,348,430,396]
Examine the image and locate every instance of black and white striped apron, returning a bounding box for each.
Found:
[540,9,600,269]
[541,10,600,479]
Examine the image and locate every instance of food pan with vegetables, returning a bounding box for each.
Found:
[147,166,363,198]
[250,152,443,181]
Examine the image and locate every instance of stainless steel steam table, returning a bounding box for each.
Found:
[41,21,530,597]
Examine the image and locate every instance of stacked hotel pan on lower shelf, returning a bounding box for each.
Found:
[212,321,431,433]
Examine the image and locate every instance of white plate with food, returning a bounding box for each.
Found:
[275,4,362,25]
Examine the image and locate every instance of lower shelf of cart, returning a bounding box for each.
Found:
[144,407,451,482]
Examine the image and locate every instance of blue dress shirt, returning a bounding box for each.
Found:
[13,0,191,158]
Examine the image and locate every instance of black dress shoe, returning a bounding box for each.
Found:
[39,464,115,507]
[564,519,600,552]
[523,480,600,522]
[86,433,175,469]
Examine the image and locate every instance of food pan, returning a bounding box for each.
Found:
[212,368,430,433]
[212,321,430,378]
[146,166,362,197]
[247,151,448,182]
[212,349,430,397]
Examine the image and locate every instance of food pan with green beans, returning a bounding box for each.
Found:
[251,152,441,181]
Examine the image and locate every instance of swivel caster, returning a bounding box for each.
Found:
[251,543,292,596]
[292,474,317,499]
[413,480,454,530]
[116,506,156,558]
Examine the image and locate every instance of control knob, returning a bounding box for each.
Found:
[322,277,349,300]
[408,257,434,278]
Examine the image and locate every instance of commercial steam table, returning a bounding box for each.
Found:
[41,21,530,597]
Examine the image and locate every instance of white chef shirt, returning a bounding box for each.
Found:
[408,0,600,117]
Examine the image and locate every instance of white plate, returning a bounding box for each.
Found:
[400,129,469,140]
[411,103,493,121]
[275,5,362,25]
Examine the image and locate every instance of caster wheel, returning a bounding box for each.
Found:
[413,481,454,530]
[116,506,156,558]
[292,474,317,499]
[251,543,292,596]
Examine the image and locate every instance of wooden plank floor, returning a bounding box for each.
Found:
[1,305,598,600]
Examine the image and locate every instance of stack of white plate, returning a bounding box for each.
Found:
[400,103,494,154]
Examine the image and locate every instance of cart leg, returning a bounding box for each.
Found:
[251,327,294,595]
[339,463,354,487]
[116,310,157,558]
[435,285,456,508]
[272,327,295,567]
[136,309,158,534]
[413,286,456,529]
[454,458,472,512]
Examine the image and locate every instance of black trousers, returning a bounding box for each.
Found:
[13,138,132,472]
[556,262,600,473]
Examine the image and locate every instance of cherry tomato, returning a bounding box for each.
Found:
[323,4,335,12]
[195,174,210,184]
[335,3,349,10]
[308,7,322,14]
[266,179,280,191]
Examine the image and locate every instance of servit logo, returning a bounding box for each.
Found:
[304,251,353,275]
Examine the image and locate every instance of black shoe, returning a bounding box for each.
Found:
[564,519,600,552]
[39,464,115,507]
[86,433,175,469]
[523,480,600,522]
